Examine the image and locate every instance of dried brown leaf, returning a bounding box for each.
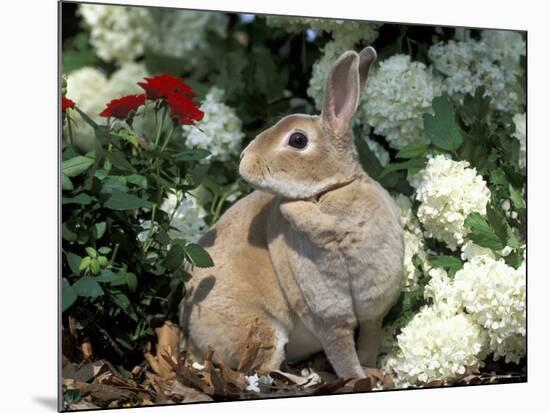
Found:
[237,318,262,373]
[170,380,213,403]
[154,321,180,381]
[425,379,445,387]
[63,361,107,383]
[353,377,373,393]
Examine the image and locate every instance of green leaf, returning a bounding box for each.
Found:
[62,279,77,312]
[73,276,104,298]
[110,291,138,321]
[428,255,463,276]
[112,129,139,146]
[174,149,211,161]
[62,222,77,242]
[96,256,109,267]
[90,259,101,274]
[63,388,81,406]
[486,205,508,246]
[464,212,505,251]
[98,246,111,255]
[423,95,463,151]
[126,272,138,293]
[79,256,91,271]
[62,194,92,205]
[62,156,95,177]
[163,244,185,271]
[184,243,214,268]
[380,158,427,178]
[509,184,526,210]
[395,143,430,159]
[126,174,148,189]
[85,247,97,258]
[106,151,135,172]
[104,190,149,210]
[65,252,82,275]
[96,269,118,283]
[95,222,107,239]
[61,173,74,190]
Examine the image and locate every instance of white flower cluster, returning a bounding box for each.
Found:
[79,4,228,68]
[394,195,430,290]
[453,254,526,363]
[183,87,244,162]
[429,30,525,113]
[265,15,379,41]
[382,305,488,385]
[365,136,390,167]
[66,62,149,150]
[410,155,491,251]
[146,10,228,66]
[306,24,380,110]
[160,193,208,243]
[512,113,526,169]
[383,244,526,384]
[359,54,442,149]
[79,4,153,64]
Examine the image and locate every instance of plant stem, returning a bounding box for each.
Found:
[160,125,177,152]
[143,204,157,253]
[154,106,166,148]
[66,115,74,147]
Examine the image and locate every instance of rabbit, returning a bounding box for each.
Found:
[179,46,404,379]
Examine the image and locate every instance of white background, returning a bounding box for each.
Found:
[0,0,546,412]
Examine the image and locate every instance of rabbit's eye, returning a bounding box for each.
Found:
[288,132,308,149]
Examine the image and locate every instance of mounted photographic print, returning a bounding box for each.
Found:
[60,1,527,410]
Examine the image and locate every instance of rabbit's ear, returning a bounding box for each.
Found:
[358,46,377,93]
[322,50,361,139]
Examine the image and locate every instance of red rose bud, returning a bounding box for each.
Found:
[166,92,204,125]
[138,74,196,100]
[99,94,146,119]
[62,96,76,112]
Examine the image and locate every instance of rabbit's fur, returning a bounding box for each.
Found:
[179,46,404,379]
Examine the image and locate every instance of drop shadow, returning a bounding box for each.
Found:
[33,396,58,411]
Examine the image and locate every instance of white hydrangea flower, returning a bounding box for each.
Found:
[453,254,526,363]
[79,4,153,64]
[481,30,526,66]
[460,240,495,261]
[266,15,380,40]
[146,10,228,69]
[80,5,228,69]
[161,193,208,243]
[363,134,390,167]
[512,113,526,169]
[66,63,149,150]
[183,87,244,162]
[423,268,462,315]
[429,33,525,113]
[381,305,488,385]
[359,55,442,149]
[410,155,491,251]
[394,195,430,290]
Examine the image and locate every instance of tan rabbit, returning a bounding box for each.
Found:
[179,46,404,379]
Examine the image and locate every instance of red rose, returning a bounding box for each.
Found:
[167,93,204,125]
[99,94,146,119]
[62,96,76,112]
[138,74,196,100]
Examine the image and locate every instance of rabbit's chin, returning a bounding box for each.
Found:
[241,171,348,200]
